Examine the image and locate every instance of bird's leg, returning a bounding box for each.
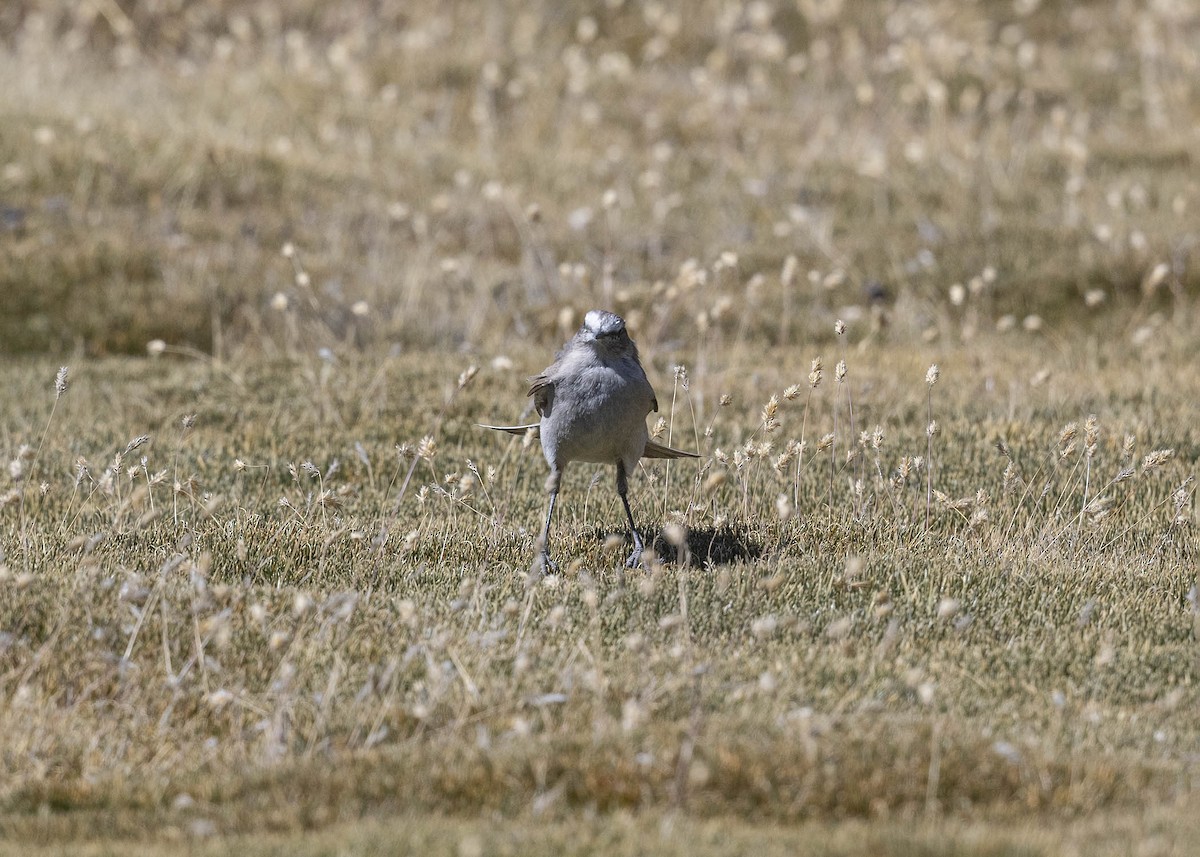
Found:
[533,466,561,576]
[616,461,645,569]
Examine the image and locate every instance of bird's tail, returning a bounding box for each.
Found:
[478,423,540,437]
[643,439,700,460]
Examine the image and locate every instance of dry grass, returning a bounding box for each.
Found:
[1,1,1199,854]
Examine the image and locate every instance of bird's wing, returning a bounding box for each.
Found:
[478,423,540,437]
[527,373,553,416]
[642,439,699,460]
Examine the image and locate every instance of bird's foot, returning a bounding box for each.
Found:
[624,529,648,569]
[530,551,558,581]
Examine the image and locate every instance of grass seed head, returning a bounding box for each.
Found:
[809,357,823,388]
[761,395,780,432]
[1058,422,1078,452]
[1141,449,1175,472]
[780,254,798,287]
[123,435,150,456]
[1085,415,1099,458]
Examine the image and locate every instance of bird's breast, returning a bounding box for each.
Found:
[540,360,652,466]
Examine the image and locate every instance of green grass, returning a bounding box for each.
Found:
[1,1,1199,853]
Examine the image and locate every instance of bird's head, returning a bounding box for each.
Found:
[578,310,635,356]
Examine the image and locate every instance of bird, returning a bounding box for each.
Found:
[481,310,698,571]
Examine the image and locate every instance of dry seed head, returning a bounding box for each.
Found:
[1172,480,1192,517]
[835,360,847,383]
[1141,449,1175,471]
[761,395,780,432]
[834,319,846,336]
[780,254,798,287]
[816,432,835,452]
[651,417,667,439]
[783,384,802,400]
[871,426,884,450]
[457,365,479,389]
[417,436,438,460]
[925,364,940,387]
[54,366,69,399]
[774,439,801,472]
[1058,422,1078,450]
[719,394,733,407]
[1084,415,1099,458]
[123,435,150,456]
[663,523,687,547]
[1122,434,1136,460]
[1142,262,1169,294]
[809,357,823,388]
[927,420,940,438]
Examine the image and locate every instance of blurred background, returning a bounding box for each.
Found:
[1,0,1197,357]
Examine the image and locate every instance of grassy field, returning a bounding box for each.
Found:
[2,1,1199,854]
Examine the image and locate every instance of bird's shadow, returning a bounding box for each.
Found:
[590,524,764,567]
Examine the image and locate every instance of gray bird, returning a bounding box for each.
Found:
[481,310,698,570]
